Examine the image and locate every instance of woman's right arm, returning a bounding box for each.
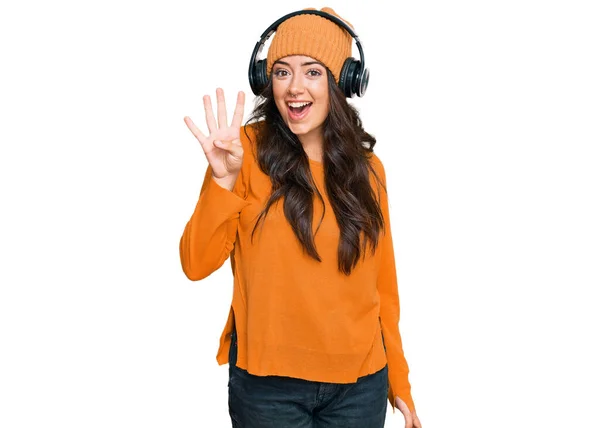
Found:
[179,163,250,280]
[179,88,250,280]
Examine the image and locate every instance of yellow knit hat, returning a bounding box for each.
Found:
[266,7,354,84]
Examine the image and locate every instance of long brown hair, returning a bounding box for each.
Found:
[243,68,386,276]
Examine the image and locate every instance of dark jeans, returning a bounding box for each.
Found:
[228,327,388,428]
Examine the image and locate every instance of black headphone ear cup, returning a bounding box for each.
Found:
[356,67,369,97]
[256,59,268,94]
[249,59,268,96]
[338,58,367,98]
[338,57,355,98]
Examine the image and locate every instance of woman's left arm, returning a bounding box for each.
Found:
[373,156,421,426]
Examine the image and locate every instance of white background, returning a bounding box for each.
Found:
[1,0,599,427]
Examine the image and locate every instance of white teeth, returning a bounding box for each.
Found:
[288,101,312,108]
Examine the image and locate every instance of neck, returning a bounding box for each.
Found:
[298,127,324,162]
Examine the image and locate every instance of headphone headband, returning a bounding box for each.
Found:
[248,10,369,98]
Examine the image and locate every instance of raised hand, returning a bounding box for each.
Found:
[184,88,245,188]
[395,396,422,428]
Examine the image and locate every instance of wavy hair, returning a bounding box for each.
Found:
[243,68,386,276]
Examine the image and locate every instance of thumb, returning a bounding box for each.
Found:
[394,396,413,428]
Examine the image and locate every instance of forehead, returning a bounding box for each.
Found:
[274,55,325,67]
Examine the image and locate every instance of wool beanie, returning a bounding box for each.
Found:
[266,7,354,84]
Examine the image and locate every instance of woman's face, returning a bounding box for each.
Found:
[272,55,330,143]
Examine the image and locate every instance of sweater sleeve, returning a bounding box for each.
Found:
[374,156,416,414]
[179,127,253,281]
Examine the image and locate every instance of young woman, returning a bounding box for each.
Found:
[180,7,422,428]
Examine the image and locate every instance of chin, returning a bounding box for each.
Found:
[286,118,326,136]
[286,123,312,135]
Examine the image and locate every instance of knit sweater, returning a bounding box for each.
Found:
[179,122,415,413]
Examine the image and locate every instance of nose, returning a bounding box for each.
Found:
[287,72,305,97]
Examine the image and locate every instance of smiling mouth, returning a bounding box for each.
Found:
[288,102,312,120]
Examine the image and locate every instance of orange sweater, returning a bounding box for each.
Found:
[179,122,415,413]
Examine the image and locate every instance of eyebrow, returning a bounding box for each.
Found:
[273,60,324,67]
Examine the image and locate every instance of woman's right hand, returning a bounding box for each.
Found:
[184,88,246,182]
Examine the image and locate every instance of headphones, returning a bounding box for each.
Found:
[248,10,370,98]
